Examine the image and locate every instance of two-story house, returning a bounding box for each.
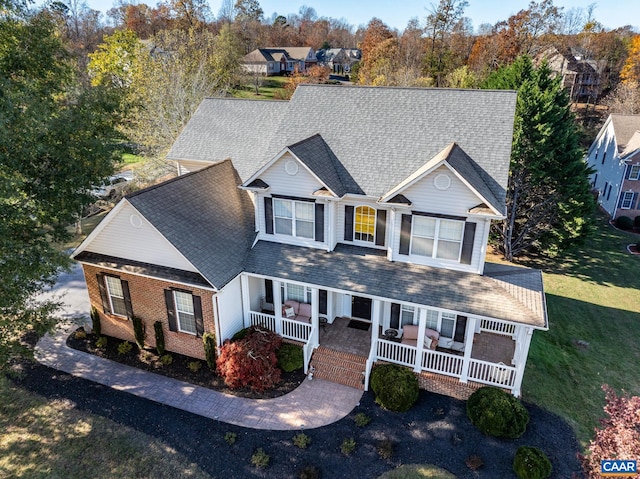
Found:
[586,114,640,219]
[72,85,548,399]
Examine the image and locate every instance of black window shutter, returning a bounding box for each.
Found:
[618,193,626,208]
[264,279,273,304]
[315,203,324,242]
[97,273,111,314]
[399,214,412,255]
[193,295,204,337]
[344,205,354,241]
[460,222,477,265]
[264,197,274,234]
[164,290,177,332]
[390,303,401,329]
[319,289,328,315]
[375,209,387,246]
[634,192,639,209]
[122,279,133,319]
[625,165,632,179]
[454,316,467,343]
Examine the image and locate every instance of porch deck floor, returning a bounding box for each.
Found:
[471,332,515,365]
[321,317,371,357]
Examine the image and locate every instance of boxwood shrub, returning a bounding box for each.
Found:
[616,215,633,230]
[276,343,303,372]
[513,446,552,479]
[370,364,419,412]
[466,386,529,438]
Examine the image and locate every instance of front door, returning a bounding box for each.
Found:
[351,296,372,321]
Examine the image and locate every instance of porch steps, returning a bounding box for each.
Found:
[310,346,367,390]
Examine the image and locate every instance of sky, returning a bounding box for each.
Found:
[78,0,639,33]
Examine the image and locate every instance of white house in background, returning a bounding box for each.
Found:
[586,114,640,219]
[242,47,317,76]
[72,85,548,399]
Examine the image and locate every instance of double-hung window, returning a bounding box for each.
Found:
[282,283,312,304]
[621,191,635,209]
[629,165,640,180]
[440,312,456,339]
[174,290,197,334]
[104,275,127,317]
[411,216,464,261]
[274,199,314,238]
[400,305,415,327]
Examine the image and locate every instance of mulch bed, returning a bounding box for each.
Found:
[66,328,306,399]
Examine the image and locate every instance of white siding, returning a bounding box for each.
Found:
[177,160,211,175]
[586,120,626,216]
[402,165,483,216]
[217,275,244,342]
[259,152,323,196]
[84,201,198,272]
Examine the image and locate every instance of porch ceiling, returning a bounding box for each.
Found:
[244,241,547,329]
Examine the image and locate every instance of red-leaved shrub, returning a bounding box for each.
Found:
[216,326,282,392]
[581,385,640,478]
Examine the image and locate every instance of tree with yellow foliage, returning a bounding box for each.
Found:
[620,35,640,84]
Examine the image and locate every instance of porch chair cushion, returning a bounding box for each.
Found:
[284,307,295,318]
[284,300,300,314]
[296,302,312,323]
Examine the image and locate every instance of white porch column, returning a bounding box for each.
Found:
[328,200,336,252]
[273,280,283,335]
[240,274,251,328]
[460,316,478,383]
[414,308,427,372]
[311,288,319,347]
[512,327,534,397]
[371,299,382,339]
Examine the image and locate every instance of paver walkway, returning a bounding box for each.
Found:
[34,265,363,431]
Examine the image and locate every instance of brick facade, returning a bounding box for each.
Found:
[416,371,485,400]
[616,168,640,219]
[82,264,216,360]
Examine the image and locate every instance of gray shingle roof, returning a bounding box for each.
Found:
[167,85,516,205]
[610,114,640,154]
[165,97,288,181]
[287,134,348,197]
[244,241,546,328]
[126,160,255,289]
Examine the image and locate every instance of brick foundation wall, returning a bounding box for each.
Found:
[416,371,483,400]
[82,264,216,360]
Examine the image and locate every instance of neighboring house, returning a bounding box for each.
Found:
[72,85,548,399]
[586,114,640,219]
[242,47,317,76]
[536,46,604,102]
[316,48,361,74]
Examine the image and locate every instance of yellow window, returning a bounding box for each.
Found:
[355,206,376,242]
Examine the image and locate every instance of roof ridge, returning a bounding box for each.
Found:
[295,83,517,94]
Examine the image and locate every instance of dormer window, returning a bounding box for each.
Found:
[354,206,376,242]
[274,198,314,238]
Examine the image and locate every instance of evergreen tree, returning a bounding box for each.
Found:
[482,55,594,260]
[0,10,122,370]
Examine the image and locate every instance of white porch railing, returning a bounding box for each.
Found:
[479,318,516,336]
[248,311,315,373]
[421,348,464,378]
[376,339,416,367]
[467,358,517,388]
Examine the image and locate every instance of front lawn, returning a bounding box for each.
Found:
[233,76,289,100]
[519,213,640,445]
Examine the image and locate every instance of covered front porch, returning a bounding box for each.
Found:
[240,272,536,397]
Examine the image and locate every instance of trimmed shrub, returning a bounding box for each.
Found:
[616,215,633,230]
[117,341,133,355]
[340,437,356,456]
[353,412,371,427]
[160,354,173,365]
[74,328,87,340]
[216,326,283,392]
[90,306,101,336]
[377,438,394,459]
[132,316,145,349]
[298,465,321,479]
[154,321,165,355]
[467,387,529,439]
[96,336,108,348]
[513,446,552,479]
[635,215,640,227]
[224,432,237,445]
[370,364,419,412]
[293,432,311,449]
[465,454,484,471]
[277,343,304,372]
[188,361,202,373]
[251,448,270,468]
[203,332,217,370]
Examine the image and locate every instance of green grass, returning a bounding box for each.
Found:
[518,213,640,446]
[122,153,143,165]
[233,76,288,100]
[0,378,213,479]
[60,210,109,251]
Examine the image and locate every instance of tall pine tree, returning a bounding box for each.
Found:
[483,55,594,260]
